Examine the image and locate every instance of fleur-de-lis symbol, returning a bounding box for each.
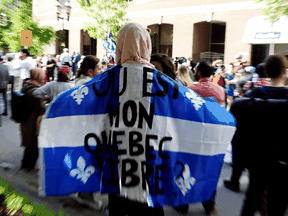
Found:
[185,89,206,111]
[174,163,196,196]
[71,85,89,105]
[70,156,95,184]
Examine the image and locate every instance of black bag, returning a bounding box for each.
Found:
[11,87,36,123]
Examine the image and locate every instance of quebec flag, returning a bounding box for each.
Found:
[102,33,116,60]
[39,64,236,207]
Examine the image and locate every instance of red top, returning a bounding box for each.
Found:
[188,77,225,106]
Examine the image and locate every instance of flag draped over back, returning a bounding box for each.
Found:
[39,64,236,207]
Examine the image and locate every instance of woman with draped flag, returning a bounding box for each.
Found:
[38,22,236,216]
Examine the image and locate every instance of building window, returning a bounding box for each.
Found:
[148,23,173,57]
[126,0,133,2]
[193,21,226,63]
[80,30,97,56]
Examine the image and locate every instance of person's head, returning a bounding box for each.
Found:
[116,22,152,66]
[8,57,12,62]
[76,50,80,54]
[194,61,213,80]
[150,53,176,79]
[77,55,101,78]
[30,68,45,86]
[264,54,288,79]
[21,49,29,60]
[244,66,256,75]
[234,54,242,62]
[178,65,188,78]
[101,61,107,69]
[63,48,68,53]
[48,54,53,60]
[219,64,225,71]
[58,66,71,82]
[255,63,266,78]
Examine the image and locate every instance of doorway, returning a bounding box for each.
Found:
[80,30,97,56]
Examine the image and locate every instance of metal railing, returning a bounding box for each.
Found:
[200,52,224,64]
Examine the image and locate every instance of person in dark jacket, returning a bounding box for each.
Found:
[0,57,10,116]
[237,54,288,216]
[20,68,45,172]
[72,51,81,78]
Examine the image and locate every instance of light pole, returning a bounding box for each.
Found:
[54,1,71,54]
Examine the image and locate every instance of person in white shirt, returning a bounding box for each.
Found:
[77,55,85,69]
[41,54,48,71]
[17,50,37,89]
[60,48,72,67]
[4,57,15,92]
[11,53,22,92]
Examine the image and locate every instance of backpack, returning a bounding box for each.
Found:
[11,86,36,123]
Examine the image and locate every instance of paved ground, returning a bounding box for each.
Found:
[0,92,284,216]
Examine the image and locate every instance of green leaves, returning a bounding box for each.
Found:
[0,0,56,57]
[254,0,288,22]
[75,0,129,42]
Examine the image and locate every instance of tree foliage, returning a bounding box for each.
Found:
[254,0,288,22]
[75,0,129,42]
[0,0,56,57]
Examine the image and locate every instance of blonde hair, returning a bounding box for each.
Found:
[178,65,193,86]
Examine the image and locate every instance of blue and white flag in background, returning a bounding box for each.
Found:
[39,64,236,207]
[102,33,116,60]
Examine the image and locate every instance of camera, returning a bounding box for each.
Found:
[174,57,187,65]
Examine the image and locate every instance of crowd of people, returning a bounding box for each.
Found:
[0,21,288,216]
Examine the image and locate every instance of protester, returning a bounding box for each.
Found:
[72,50,81,79]
[188,61,225,106]
[60,48,72,67]
[43,54,57,82]
[32,66,71,102]
[178,64,193,86]
[71,56,102,88]
[150,53,177,80]
[77,55,85,69]
[239,54,288,216]
[36,56,42,68]
[233,54,248,74]
[12,54,23,92]
[17,50,37,90]
[4,57,15,93]
[0,57,9,116]
[101,61,108,72]
[107,22,164,216]
[254,63,270,86]
[108,56,115,68]
[224,64,238,110]
[20,68,45,172]
[212,59,223,74]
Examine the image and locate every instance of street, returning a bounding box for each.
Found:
[0,93,285,216]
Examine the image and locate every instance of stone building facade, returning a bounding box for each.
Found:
[33,0,283,65]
